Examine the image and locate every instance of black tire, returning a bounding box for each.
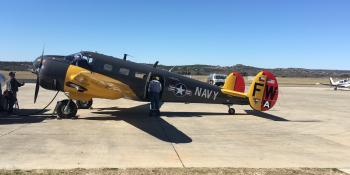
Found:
[228,108,235,115]
[56,100,78,119]
[76,100,93,109]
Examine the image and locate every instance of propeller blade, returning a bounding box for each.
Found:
[34,77,40,103]
[39,45,45,70]
[34,45,45,103]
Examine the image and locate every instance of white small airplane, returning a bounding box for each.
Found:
[328,77,350,90]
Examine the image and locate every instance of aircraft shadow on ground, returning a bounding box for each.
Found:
[86,104,193,144]
[0,109,51,125]
[332,89,350,91]
[244,110,321,122]
[87,104,321,143]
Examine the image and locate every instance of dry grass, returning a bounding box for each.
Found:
[0,168,347,175]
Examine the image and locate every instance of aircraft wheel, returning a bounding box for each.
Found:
[228,108,235,115]
[56,100,78,119]
[76,100,93,109]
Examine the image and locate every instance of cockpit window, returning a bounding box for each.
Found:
[74,53,82,60]
[65,53,85,62]
[67,52,90,69]
[81,53,94,64]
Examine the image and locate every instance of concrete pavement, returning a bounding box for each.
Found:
[0,84,349,169]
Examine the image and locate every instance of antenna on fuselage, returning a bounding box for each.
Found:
[123,54,128,61]
[169,66,176,72]
[153,61,159,68]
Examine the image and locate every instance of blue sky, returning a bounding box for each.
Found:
[0,0,349,69]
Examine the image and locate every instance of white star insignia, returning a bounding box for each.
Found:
[176,85,185,95]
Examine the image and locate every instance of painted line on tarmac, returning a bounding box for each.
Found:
[0,124,30,138]
[157,117,185,168]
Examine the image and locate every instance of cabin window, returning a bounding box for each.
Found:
[135,72,147,79]
[119,68,130,76]
[104,64,113,72]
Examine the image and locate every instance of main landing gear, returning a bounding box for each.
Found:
[76,100,93,109]
[54,99,93,119]
[55,100,78,119]
[227,105,236,115]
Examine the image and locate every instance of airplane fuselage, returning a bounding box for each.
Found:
[35,51,248,106]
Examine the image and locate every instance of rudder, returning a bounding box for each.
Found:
[247,70,278,111]
[223,72,245,93]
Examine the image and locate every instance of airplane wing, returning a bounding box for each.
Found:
[340,84,350,88]
[319,83,332,86]
[64,68,139,101]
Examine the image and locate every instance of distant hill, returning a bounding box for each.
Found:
[0,61,33,71]
[1,61,350,78]
[155,64,350,78]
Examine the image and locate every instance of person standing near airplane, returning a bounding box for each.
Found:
[6,72,25,114]
[148,76,162,116]
[0,77,3,112]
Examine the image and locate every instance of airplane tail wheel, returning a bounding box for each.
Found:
[76,100,93,109]
[56,100,77,119]
[228,108,235,115]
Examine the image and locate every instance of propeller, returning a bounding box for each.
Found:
[34,46,45,103]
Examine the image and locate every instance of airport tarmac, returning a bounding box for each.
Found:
[0,84,349,170]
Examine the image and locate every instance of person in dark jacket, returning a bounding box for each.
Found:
[148,76,162,116]
[0,73,5,112]
[0,80,2,112]
[6,72,25,114]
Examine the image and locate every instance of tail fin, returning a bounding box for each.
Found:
[330,77,335,85]
[247,70,279,111]
[223,72,245,93]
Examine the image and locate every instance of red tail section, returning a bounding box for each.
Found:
[223,72,245,93]
[247,70,278,111]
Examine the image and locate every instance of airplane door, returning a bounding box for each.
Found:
[143,72,165,100]
[143,72,152,100]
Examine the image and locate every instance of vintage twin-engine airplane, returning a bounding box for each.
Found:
[33,51,279,118]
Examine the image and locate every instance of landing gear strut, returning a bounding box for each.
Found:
[227,105,236,115]
[76,100,93,109]
[56,99,78,119]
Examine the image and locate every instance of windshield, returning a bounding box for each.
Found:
[215,75,226,79]
[65,52,93,70]
[65,52,83,62]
